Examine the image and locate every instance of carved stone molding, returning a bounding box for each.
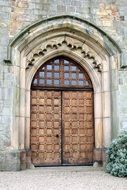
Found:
[26,36,102,72]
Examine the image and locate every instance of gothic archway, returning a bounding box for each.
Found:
[4,16,121,169]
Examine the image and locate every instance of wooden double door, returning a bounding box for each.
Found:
[31,90,94,166]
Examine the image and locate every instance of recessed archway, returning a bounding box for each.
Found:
[4,15,121,169]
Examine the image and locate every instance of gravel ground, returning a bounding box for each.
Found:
[0,167,127,190]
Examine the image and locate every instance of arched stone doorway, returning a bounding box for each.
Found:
[30,56,94,166]
[3,16,122,170]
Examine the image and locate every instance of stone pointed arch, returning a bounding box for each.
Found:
[5,15,121,169]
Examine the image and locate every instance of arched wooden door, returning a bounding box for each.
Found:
[31,56,94,166]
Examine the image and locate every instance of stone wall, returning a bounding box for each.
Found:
[0,0,127,170]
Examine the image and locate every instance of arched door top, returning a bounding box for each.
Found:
[31,56,93,90]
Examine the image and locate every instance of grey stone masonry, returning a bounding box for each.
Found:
[0,0,127,170]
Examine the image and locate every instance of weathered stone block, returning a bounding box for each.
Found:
[0,150,20,171]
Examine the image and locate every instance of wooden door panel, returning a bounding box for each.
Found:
[31,90,61,166]
[31,90,94,166]
[62,91,94,165]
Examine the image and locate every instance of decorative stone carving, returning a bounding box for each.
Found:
[26,36,102,72]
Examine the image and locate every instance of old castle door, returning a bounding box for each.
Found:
[30,56,94,166]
